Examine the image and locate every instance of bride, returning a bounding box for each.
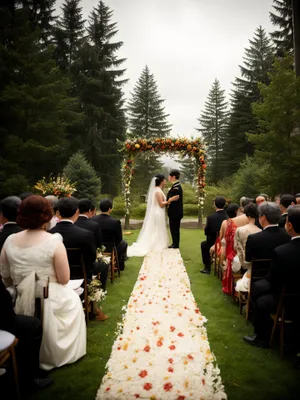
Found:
[127,174,179,257]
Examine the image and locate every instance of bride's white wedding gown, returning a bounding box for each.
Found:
[128,185,169,257]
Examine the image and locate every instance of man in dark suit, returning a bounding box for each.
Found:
[0,280,52,392]
[244,205,300,348]
[92,199,128,270]
[50,197,96,279]
[245,202,290,274]
[167,169,183,249]
[0,196,23,251]
[200,196,228,274]
[278,194,295,228]
[76,198,108,290]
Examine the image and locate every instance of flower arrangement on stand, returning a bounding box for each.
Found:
[34,175,76,197]
[122,137,206,228]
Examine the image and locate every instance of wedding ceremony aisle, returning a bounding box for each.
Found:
[30,230,300,400]
[97,249,226,400]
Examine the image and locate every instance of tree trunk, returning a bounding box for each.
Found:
[293,0,300,77]
[125,214,130,230]
[197,209,203,229]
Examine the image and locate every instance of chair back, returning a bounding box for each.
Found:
[251,258,272,281]
[99,227,118,253]
[66,248,89,323]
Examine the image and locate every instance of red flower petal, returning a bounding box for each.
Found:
[143,383,152,391]
[177,396,186,400]
[164,382,173,392]
[188,354,194,360]
[170,326,176,332]
[134,394,140,398]
[144,345,151,352]
[202,378,205,385]
[169,345,176,351]
[168,367,174,373]
[156,340,163,347]
[178,332,184,337]
[139,370,148,378]
[106,387,110,392]
[168,358,174,364]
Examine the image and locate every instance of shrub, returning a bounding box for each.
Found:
[63,151,101,203]
[184,204,199,216]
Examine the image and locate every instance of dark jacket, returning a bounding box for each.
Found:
[75,216,103,248]
[50,221,96,277]
[167,182,183,219]
[245,226,290,263]
[204,210,228,245]
[0,223,23,251]
[92,214,123,252]
[0,280,15,331]
[269,238,300,297]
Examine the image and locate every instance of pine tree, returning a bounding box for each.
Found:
[128,66,171,138]
[197,78,229,184]
[22,0,57,45]
[69,1,127,196]
[0,3,82,197]
[54,0,86,72]
[249,56,300,194]
[127,65,172,193]
[177,157,196,185]
[224,27,275,175]
[63,151,101,202]
[87,0,127,87]
[270,0,293,55]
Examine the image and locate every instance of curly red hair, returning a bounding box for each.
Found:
[17,195,53,229]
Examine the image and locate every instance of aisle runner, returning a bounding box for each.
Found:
[97,250,227,400]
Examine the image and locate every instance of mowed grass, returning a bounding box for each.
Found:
[30,229,300,400]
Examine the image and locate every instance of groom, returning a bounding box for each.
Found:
[167,169,183,249]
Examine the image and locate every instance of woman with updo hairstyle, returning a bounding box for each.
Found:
[0,195,86,370]
[155,173,166,187]
[234,203,262,292]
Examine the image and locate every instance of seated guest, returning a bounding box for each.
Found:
[0,195,86,370]
[234,204,261,292]
[0,196,23,251]
[245,202,290,298]
[243,205,300,348]
[255,194,268,206]
[200,196,228,274]
[295,193,300,205]
[19,192,34,201]
[76,199,102,248]
[222,204,249,295]
[0,280,53,392]
[76,198,109,291]
[50,197,108,320]
[279,194,295,227]
[45,195,59,231]
[92,199,128,271]
[50,197,96,277]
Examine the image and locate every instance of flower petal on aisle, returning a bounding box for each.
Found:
[97,249,227,400]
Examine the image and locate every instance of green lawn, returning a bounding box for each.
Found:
[30,229,300,400]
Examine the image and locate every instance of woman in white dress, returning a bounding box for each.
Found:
[0,195,86,371]
[127,174,179,257]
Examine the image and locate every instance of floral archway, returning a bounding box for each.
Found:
[122,137,206,229]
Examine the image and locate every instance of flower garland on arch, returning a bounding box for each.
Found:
[122,137,206,228]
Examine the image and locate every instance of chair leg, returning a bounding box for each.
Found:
[280,310,285,359]
[11,341,21,399]
[269,314,278,346]
[246,296,250,323]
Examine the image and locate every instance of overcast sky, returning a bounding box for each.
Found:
[57,0,274,138]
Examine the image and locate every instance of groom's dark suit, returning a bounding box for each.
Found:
[167,181,183,248]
